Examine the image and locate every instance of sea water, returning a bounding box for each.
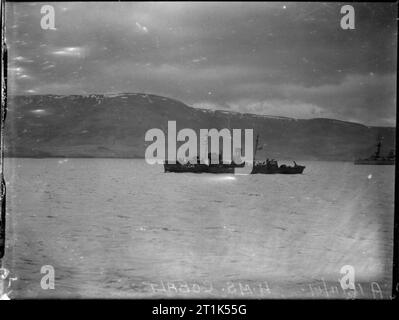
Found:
[2,158,395,298]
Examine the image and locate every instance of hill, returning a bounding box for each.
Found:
[4,93,395,161]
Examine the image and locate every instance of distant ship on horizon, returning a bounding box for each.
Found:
[354,136,395,165]
[164,134,306,174]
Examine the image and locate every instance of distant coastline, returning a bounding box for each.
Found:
[6,93,395,129]
[4,93,396,161]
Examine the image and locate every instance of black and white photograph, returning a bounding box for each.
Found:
[0,1,397,301]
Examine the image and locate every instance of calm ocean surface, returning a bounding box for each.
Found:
[2,159,395,298]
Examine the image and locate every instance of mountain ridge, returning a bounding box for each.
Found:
[8,92,386,127]
[4,93,395,161]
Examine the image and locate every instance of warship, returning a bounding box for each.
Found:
[354,137,395,165]
[250,135,305,174]
[163,135,306,174]
[164,153,246,174]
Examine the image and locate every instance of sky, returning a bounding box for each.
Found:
[5,2,398,126]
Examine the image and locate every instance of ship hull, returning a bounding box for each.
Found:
[251,165,305,174]
[164,163,242,174]
[354,160,394,165]
[164,163,305,174]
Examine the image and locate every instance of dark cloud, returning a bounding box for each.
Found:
[5,2,397,126]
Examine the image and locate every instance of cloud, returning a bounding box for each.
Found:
[5,2,397,126]
[13,56,34,63]
[192,57,207,63]
[8,66,24,75]
[50,47,87,58]
[227,99,324,119]
[192,73,396,125]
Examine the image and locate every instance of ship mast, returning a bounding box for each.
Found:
[375,136,382,158]
[254,134,260,159]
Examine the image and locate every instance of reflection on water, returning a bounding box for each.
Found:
[2,159,395,298]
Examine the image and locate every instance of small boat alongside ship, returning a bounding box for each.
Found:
[354,137,395,165]
[163,134,306,174]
